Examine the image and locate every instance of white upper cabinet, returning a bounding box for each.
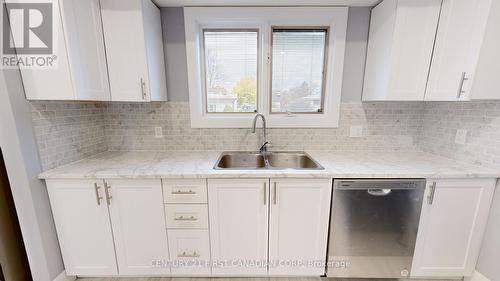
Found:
[425,0,493,101]
[362,0,441,101]
[101,0,167,102]
[269,179,332,276]
[364,0,500,101]
[411,179,496,277]
[20,0,110,101]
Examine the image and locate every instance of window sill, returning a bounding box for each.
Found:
[189,112,340,128]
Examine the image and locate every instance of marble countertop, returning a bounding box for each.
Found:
[38,150,500,179]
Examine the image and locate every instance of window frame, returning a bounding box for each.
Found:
[269,26,330,115]
[184,7,348,128]
[201,28,261,114]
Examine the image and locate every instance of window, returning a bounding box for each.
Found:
[203,30,258,113]
[271,28,328,114]
[185,7,348,128]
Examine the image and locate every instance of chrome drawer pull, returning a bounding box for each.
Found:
[174,215,198,221]
[177,251,200,258]
[172,190,196,195]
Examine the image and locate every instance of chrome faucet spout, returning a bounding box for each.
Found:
[251,113,269,153]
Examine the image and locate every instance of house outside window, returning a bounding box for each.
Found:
[184,7,348,128]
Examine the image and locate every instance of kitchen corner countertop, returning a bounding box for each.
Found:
[38,150,500,180]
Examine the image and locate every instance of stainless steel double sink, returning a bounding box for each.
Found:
[214,151,324,170]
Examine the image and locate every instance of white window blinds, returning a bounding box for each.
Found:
[271,29,328,113]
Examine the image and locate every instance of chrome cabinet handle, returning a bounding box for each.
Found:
[94,183,103,206]
[427,182,436,205]
[172,190,196,195]
[264,182,267,205]
[273,182,277,205]
[177,251,200,258]
[174,215,198,221]
[104,181,112,205]
[457,72,468,99]
[140,78,147,100]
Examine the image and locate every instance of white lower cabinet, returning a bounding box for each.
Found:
[168,229,211,275]
[208,178,269,276]
[46,179,169,276]
[411,178,496,277]
[269,179,332,276]
[208,178,332,276]
[46,179,117,276]
[106,179,170,276]
[163,179,211,276]
[47,176,494,278]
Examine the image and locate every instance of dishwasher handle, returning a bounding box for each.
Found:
[367,189,392,196]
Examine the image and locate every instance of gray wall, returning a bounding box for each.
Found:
[340,7,370,102]
[1,68,64,280]
[162,8,190,101]
[161,7,371,102]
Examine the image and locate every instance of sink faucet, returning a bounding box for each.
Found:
[252,113,270,154]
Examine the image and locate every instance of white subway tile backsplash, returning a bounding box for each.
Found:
[30,100,500,171]
[30,101,108,170]
[418,101,500,168]
[104,102,423,152]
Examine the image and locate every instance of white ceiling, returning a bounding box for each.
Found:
[153,0,381,7]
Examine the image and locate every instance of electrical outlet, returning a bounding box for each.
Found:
[154,127,163,138]
[455,129,467,145]
[350,126,363,138]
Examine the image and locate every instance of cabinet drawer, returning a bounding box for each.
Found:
[163,179,207,203]
[165,204,208,229]
[167,229,211,275]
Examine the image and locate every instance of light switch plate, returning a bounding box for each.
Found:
[154,127,163,138]
[455,129,467,144]
[350,126,363,138]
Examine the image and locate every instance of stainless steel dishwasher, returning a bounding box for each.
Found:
[327,179,426,278]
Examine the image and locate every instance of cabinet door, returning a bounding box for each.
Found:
[100,0,150,102]
[106,179,170,276]
[269,179,332,276]
[59,0,110,101]
[16,0,74,100]
[425,0,492,101]
[208,179,269,276]
[168,229,211,275]
[411,179,496,277]
[363,0,440,101]
[46,179,117,276]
